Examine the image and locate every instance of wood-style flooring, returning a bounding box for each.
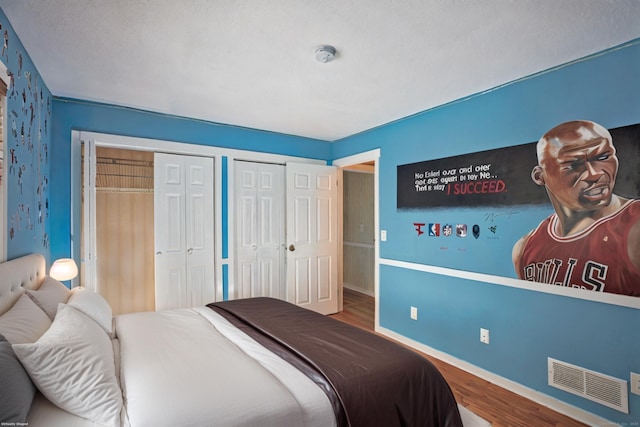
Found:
[329,288,589,427]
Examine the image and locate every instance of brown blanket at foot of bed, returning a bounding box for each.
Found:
[208,297,462,427]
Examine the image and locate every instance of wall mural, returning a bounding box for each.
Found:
[0,20,52,253]
[398,121,640,298]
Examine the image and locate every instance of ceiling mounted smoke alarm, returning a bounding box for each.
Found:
[315,45,337,63]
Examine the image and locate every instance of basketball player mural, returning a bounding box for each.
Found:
[512,120,640,297]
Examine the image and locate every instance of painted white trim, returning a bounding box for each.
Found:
[380,258,640,310]
[336,166,344,312]
[78,131,326,165]
[226,156,236,300]
[333,149,381,327]
[332,149,380,168]
[81,139,97,291]
[376,325,613,427]
[214,155,223,302]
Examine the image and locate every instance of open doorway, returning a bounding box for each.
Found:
[82,145,155,314]
[342,163,375,296]
[334,149,380,328]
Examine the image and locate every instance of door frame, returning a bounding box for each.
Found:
[81,139,97,290]
[333,149,380,329]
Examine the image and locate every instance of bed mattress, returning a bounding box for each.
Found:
[115,306,335,427]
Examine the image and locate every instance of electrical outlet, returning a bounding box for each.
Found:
[410,306,418,320]
[631,372,640,396]
[480,328,490,344]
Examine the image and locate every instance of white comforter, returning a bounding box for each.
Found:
[115,306,335,427]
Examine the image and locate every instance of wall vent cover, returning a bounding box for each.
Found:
[548,358,628,413]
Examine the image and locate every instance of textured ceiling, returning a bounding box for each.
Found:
[1,1,639,141]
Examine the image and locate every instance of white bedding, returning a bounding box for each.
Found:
[116,306,336,427]
[1,254,335,427]
[27,392,112,427]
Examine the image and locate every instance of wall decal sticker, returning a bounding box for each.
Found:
[0,18,52,259]
[513,120,639,296]
[397,122,640,299]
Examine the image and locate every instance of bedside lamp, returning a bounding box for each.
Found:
[50,258,78,282]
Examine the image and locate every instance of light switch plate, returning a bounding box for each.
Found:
[380,230,387,241]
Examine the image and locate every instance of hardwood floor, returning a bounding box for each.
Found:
[330,288,589,427]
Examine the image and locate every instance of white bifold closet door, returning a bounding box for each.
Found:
[154,153,215,311]
[234,161,286,299]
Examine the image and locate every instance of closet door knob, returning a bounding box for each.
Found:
[156,251,162,256]
[288,244,295,252]
[187,248,194,254]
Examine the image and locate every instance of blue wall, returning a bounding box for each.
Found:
[333,39,640,423]
[0,10,53,261]
[49,99,332,262]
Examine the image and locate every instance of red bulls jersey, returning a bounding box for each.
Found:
[520,199,640,296]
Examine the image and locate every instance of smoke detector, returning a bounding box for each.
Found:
[315,45,337,63]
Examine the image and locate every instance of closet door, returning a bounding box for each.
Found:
[234,161,285,299]
[154,153,214,310]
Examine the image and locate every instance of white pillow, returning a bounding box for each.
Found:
[26,276,71,320]
[0,294,51,344]
[12,304,122,427]
[67,287,113,335]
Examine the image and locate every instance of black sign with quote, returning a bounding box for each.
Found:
[397,124,640,209]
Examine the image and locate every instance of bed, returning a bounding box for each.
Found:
[0,253,463,427]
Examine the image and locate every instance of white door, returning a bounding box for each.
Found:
[154,153,214,310]
[235,161,285,299]
[286,163,338,314]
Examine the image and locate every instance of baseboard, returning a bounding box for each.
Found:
[376,326,612,427]
[343,283,375,297]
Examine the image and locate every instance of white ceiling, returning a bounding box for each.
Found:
[1,1,639,141]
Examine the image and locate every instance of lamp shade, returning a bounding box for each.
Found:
[49,258,78,281]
